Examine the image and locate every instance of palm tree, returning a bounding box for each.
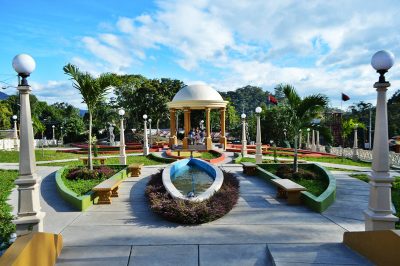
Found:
[63,64,115,170]
[280,84,328,172]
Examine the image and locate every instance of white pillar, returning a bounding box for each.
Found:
[149,119,152,146]
[13,85,45,236]
[311,130,316,152]
[52,126,55,141]
[306,130,310,149]
[13,119,19,151]
[255,114,262,164]
[364,81,398,230]
[299,130,302,150]
[352,126,359,160]
[143,119,149,155]
[119,118,127,165]
[241,116,247,156]
[316,130,320,152]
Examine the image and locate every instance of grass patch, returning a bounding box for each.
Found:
[326,167,361,172]
[302,156,371,167]
[350,173,400,229]
[268,164,328,197]
[39,155,165,167]
[0,150,80,163]
[0,170,18,250]
[146,170,239,224]
[61,166,117,196]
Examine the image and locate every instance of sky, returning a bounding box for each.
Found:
[1,0,400,109]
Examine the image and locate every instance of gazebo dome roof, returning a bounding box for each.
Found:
[172,84,224,102]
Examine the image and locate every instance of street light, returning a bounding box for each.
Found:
[352,123,359,160]
[52,125,55,142]
[241,113,247,156]
[365,50,398,230]
[306,128,310,150]
[60,126,64,146]
[143,114,149,155]
[255,107,262,163]
[12,53,44,235]
[311,126,316,152]
[118,109,127,165]
[298,129,302,150]
[148,118,152,147]
[12,115,19,150]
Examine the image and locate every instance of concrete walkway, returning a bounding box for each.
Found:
[3,162,374,265]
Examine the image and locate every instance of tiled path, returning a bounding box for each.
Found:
[4,162,376,265]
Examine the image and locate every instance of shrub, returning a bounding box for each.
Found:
[66,166,116,180]
[145,171,239,224]
[276,165,317,180]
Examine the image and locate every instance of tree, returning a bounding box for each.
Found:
[63,64,116,170]
[280,84,328,172]
[0,101,12,129]
[342,118,366,148]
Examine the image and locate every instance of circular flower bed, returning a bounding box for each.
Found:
[145,170,239,224]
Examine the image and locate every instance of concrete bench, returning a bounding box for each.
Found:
[270,178,306,205]
[241,162,257,175]
[79,156,107,165]
[127,163,144,177]
[92,178,123,204]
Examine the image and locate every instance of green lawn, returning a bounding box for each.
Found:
[350,173,400,229]
[39,155,165,167]
[61,173,108,196]
[302,156,371,167]
[325,167,361,172]
[0,150,80,163]
[0,170,18,250]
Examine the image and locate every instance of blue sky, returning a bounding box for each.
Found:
[1,0,400,109]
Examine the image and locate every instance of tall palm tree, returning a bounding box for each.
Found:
[63,64,115,170]
[280,84,328,172]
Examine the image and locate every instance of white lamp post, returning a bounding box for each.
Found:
[255,107,262,164]
[118,109,127,165]
[241,113,247,156]
[60,126,64,146]
[311,128,316,152]
[298,129,302,150]
[365,50,398,230]
[143,114,149,155]
[52,125,55,144]
[306,128,310,149]
[200,120,204,130]
[12,115,19,151]
[12,54,44,235]
[352,123,359,160]
[148,118,152,147]
[316,127,320,152]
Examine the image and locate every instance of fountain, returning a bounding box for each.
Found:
[162,157,223,202]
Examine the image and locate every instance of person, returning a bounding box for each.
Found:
[195,127,200,144]
[189,128,195,145]
[200,129,205,144]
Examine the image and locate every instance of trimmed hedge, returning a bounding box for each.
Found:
[55,165,128,211]
[256,163,336,212]
[146,170,239,224]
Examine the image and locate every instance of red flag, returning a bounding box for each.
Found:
[342,93,350,101]
[268,95,278,105]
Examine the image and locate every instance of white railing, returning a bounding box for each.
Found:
[0,139,19,150]
[329,146,400,167]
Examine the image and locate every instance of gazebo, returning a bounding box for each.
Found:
[167,84,228,150]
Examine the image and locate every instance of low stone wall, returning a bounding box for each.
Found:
[55,165,127,211]
[256,163,336,213]
[165,149,225,164]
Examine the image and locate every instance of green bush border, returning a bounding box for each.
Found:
[256,163,336,213]
[55,165,128,211]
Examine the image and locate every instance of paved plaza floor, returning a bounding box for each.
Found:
[5,163,376,265]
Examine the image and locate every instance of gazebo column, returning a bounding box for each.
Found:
[219,108,227,149]
[205,107,212,150]
[182,108,191,149]
[169,109,177,147]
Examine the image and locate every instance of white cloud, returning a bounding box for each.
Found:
[71,0,400,107]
